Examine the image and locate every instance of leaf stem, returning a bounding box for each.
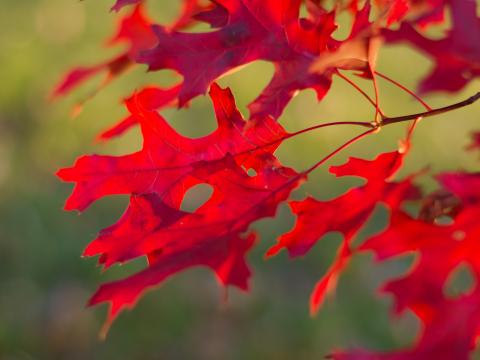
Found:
[235,121,373,157]
[303,128,377,175]
[370,66,382,125]
[287,121,373,138]
[375,71,431,111]
[336,70,384,116]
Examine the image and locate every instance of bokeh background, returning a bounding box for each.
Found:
[1,1,480,359]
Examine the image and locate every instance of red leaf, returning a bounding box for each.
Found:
[51,54,131,99]
[268,151,414,257]
[52,5,156,98]
[268,150,418,313]
[383,0,480,94]
[309,243,351,314]
[137,0,376,118]
[375,0,410,26]
[330,290,480,359]
[87,155,301,333]
[97,85,181,141]
[171,0,218,30]
[53,1,211,100]
[111,0,142,12]
[193,4,230,28]
[346,172,480,358]
[59,84,305,331]
[58,83,288,211]
[467,132,480,152]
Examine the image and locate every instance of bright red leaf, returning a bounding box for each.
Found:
[268,150,419,313]
[88,153,301,335]
[59,82,304,333]
[334,172,480,358]
[97,84,181,141]
[58,83,288,211]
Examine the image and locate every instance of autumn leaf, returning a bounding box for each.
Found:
[383,0,480,94]
[111,0,142,12]
[268,150,419,313]
[138,0,379,118]
[332,171,480,359]
[97,84,181,141]
[53,1,213,100]
[58,82,306,333]
[87,154,301,335]
[467,132,480,152]
[52,5,156,99]
[57,83,288,211]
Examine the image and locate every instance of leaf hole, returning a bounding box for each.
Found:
[462,70,473,80]
[180,184,214,212]
[443,262,476,299]
[162,96,217,138]
[247,168,257,177]
[434,215,454,226]
[452,230,466,241]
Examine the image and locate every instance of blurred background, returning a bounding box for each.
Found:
[1,1,479,359]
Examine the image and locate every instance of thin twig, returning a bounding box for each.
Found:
[234,121,373,158]
[336,70,385,116]
[375,71,432,111]
[370,66,382,125]
[303,128,377,174]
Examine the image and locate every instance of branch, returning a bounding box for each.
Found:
[381,92,480,126]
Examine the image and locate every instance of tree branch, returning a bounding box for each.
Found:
[382,92,480,126]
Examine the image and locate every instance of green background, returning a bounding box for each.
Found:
[1,1,479,359]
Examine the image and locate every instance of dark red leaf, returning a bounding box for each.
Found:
[138,0,377,118]
[111,0,142,12]
[383,0,480,94]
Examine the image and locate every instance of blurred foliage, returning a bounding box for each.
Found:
[0,0,479,359]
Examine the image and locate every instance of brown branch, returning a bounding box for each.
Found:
[381,92,480,126]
